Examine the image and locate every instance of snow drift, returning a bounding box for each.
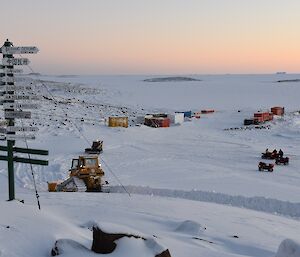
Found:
[275,239,300,257]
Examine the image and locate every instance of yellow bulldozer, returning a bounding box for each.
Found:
[48,155,109,192]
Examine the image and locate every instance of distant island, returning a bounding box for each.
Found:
[143,76,201,82]
[56,75,78,78]
[277,79,300,83]
[26,72,41,76]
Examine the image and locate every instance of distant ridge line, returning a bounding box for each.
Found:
[277,79,300,83]
[143,76,201,82]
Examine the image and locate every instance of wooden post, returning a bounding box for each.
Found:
[7,139,14,201]
[0,39,47,201]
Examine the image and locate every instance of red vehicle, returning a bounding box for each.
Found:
[258,162,274,172]
[261,151,279,160]
[275,157,289,165]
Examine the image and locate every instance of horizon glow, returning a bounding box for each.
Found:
[1,0,300,75]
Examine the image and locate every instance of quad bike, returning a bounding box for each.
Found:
[275,157,289,165]
[261,151,279,160]
[258,162,274,172]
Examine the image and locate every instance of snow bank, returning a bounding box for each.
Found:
[51,239,91,256]
[175,220,206,236]
[81,220,146,237]
[111,186,300,217]
[275,239,300,257]
[52,237,167,257]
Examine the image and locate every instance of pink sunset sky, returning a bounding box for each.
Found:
[1,0,300,75]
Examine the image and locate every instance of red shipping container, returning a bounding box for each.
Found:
[201,109,215,114]
[254,113,263,117]
[155,117,170,127]
[254,116,264,123]
[145,117,170,128]
[271,107,284,116]
[254,112,270,121]
[268,112,274,121]
[263,112,269,121]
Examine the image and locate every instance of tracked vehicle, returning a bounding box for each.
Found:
[48,156,109,192]
[85,140,103,154]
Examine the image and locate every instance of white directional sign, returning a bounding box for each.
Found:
[4,111,31,119]
[0,120,8,126]
[6,134,35,140]
[0,126,39,134]
[1,46,39,55]
[6,126,38,132]
[1,76,14,83]
[3,102,38,109]
[1,68,23,74]
[2,58,30,66]
[4,85,32,91]
[2,95,41,100]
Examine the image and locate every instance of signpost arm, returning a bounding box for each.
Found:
[1,39,47,204]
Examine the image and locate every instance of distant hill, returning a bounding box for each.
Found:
[277,79,300,83]
[27,72,41,76]
[143,76,201,82]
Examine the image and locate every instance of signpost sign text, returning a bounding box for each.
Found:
[0,39,48,202]
[4,111,31,119]
[2,58,30,66]
[1,46,39,55]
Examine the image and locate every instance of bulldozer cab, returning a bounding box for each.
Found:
[70,156,103,177]
[71,156,98,169]
[71,159,79,170]
[84,157,98,167]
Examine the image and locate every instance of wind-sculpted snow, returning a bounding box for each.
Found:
[275,239,300,257]
[110,186,300,218]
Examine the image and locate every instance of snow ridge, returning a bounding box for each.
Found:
[110,185,300,218]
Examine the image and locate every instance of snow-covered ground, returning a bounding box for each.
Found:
[0,74,300,256]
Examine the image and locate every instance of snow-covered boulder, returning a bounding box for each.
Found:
[91,226,171,257]
[275,239,300,257]
[175,220,206,236]
[51,225,172,257]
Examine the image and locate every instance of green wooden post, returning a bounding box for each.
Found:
[3,39,16,201]
[0,39,47,202]
[7,139,14,201]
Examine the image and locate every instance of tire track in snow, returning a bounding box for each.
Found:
[110,185,300,218]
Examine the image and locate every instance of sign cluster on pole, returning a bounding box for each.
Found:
[0,39,48,201]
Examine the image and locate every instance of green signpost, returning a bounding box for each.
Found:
[0,39,48,201]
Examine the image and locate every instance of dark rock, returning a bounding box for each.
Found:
[156,249,172,257]
[91,226,172,257]
[51,245,59,256]
[91,227,143,254]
